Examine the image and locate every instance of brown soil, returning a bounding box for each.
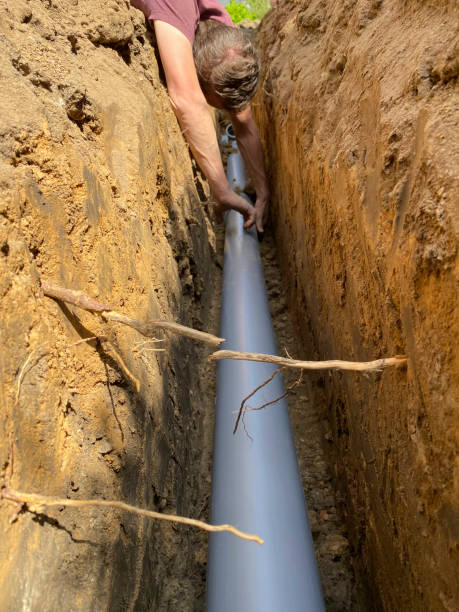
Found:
[0,1,218,609]
[1,0,457,610]
[254,1,458,610]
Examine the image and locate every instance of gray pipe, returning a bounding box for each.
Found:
[206,140,325,611]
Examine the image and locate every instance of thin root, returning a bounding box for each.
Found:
[15,347,48,404]
[234,367,285,434]
[245,370,304,414]
[102,340,141,393]
[1,488,263,545]
[42,280,225,347]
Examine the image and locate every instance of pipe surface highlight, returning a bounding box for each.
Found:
[206,145,325,611]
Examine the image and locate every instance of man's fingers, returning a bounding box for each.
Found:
[255,215,264,233]
[243,216,255,230]
[254,200,267,234]
[243,207,256,229]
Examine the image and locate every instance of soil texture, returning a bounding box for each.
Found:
[0,1,217,609]
[254,2,458,610]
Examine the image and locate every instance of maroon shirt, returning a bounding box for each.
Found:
[130,0,233,44]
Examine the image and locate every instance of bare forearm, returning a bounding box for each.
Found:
[231,109,269,232]
[172,99,254,223]
[232,116,269,200]
[152,21,254,227]
[173,99,227,197]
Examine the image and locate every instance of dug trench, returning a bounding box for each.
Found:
[0,1,457,612]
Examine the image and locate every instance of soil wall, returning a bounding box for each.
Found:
[0,1,215,609]
[254,1,458,610]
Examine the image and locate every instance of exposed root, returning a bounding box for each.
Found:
[101,340,141,393]
[236,369,303,437]
[1,488,263,545]
[245,370,304,415]
[210,350,407,372]
[234,367,284,434]
[67,336,101,348]
[41,282,112,312]
[228,348,405,434]
[15,349,38,404]
[133,338,165,354]
[42,281,225,347]
[15,347,49,404]
[105,312,224,347]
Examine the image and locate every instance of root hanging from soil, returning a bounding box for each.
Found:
[15,347,49,405]
[210,349,407,372]
[234,369,304,434]
[1,487,263,545]
[101,339,141,392]
[42,281,406,369]
[233,367,284,434]
[42,281,225,347]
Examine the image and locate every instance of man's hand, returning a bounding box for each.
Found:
[254,195,269,233]
[214,188,256,229]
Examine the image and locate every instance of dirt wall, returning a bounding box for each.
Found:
[0,1,216,609]
[254,1,458,610]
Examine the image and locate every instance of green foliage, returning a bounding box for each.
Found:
[226,1,256,22]
[246,0,271,18]
[225,0,270,23]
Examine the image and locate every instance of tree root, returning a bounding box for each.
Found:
[210,349,407,372]
[234,367,284,434]
[1,487,263,545]
[15,347,49,404]
[234,368,304,435]
[42,281,225,347]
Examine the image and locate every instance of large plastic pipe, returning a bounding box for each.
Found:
[207,142,325,611]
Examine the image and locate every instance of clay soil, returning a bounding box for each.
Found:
[254,1,458,610]
[0,1,219,608]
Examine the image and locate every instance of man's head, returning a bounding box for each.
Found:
[193,20,259,113]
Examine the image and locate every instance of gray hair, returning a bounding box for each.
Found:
[193,20,259,112]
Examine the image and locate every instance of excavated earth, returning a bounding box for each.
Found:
[0,1,218,609]
[0,1,458,611]
[254,1,458,611]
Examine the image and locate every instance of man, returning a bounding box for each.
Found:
[130,0,269,232]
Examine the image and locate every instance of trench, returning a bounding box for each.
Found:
[154,120,366,610]
[159,227,362,611]
[1,2,456,610]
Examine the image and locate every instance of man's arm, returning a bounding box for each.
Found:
[229,105,270,233]
[154,20,255,228]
